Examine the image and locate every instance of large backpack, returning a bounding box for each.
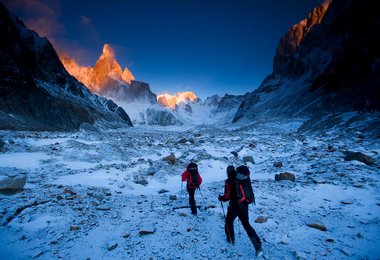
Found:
[236,166,255,204]
[188,163,199,187]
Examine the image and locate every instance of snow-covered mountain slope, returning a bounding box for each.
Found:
[233,0,380,123]
[115,101,183,126]
[0,3,132,131]
[0,114,379,259]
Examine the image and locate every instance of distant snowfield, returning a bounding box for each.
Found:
[0,118,379,259]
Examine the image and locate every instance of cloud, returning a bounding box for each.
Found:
[2,0,64,41]
[2,0,100,66]
[79,15,101,45]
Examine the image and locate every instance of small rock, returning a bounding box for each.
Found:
[107,242,118,251]
[294,251,309,260]
[341,201,353,205]
[63,188,76,195]
[70,226,79,231]
[326,238,334,242]
[179,212,187,217]
[118,183,126,189]
[135,179,148,186]
[273,162,283,168]
[169,195,177,200]
[255,216,268,223]
[306,223,327,231]
[158,189,169,194]
[31,250,44,259]
[122,232,130,238]
[139,225,155,236]
[96,206,111,211]
[178,138,187,144]
[231,151,238,157]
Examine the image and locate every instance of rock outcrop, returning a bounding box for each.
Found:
[234,0,380,123]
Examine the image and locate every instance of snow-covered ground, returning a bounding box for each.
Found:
[0,119,379,259]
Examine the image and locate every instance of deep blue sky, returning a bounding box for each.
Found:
[4,0,323,99]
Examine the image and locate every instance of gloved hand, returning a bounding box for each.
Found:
[218,195,223,201]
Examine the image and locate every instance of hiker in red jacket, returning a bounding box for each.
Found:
[182,162,202,215]
[219,165,263,257]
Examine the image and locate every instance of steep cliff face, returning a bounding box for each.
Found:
[234,0,380,123]
[273,0,331,76]
[60,44,159,104]
[0,3,132,130]
[61,44,135,93]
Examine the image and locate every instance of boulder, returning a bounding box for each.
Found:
[163,154,176,164]
[0,168,27,192]
[275,172,295,182]
[243,156,255,164]
[343,151,375,165]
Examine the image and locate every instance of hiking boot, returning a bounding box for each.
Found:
[256,248,263,257]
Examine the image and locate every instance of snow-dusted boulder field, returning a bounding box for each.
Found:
[0,115,379,259]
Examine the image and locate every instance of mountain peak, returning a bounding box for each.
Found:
[157,92,199,109]
[102,43,115,58]
[60,43,134,93]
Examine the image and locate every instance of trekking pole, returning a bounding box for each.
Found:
[198,186,206,210]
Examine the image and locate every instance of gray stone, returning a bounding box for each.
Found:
[0,168,27,191]
[243,156,255,164]
[139,224,156,236]
[107,242,118,251]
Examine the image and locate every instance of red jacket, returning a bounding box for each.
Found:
[182,170,202,189]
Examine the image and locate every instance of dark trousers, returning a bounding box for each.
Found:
[225,202,261,251]
[187,187,197,214]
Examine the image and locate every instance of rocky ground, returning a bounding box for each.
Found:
[0,119,379,259]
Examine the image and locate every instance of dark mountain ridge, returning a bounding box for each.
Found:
[234,0,380,123]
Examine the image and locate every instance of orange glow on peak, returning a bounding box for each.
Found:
[157,91,198,109]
